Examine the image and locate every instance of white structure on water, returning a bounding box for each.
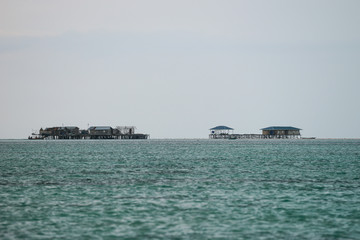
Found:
[209,126,234,139]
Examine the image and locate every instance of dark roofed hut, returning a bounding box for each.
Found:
[59,126,80,139]
[261,126,301,139]
[89,126,113,139]
[209,125,234,139]
[38,126,80,139]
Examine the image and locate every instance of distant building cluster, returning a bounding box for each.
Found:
[28,124,305,140]
[209,126,303,139]
[29,126,149,140]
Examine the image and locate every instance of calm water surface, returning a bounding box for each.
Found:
[0,139,360,239]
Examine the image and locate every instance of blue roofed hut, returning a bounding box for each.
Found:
[209,125,234,139]
[261,126,301,139]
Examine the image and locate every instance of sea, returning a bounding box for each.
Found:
[0,139,359,239]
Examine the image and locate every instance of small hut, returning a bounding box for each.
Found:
[116,126,136,135]
[88,126,113,139]
[209,125,234,139]
[59,126,80,138]
[261,126,301,139]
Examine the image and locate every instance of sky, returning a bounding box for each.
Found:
[1,0,360,139]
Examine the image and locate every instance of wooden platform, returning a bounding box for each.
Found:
[209,134,301,139]
[38,133,149,140]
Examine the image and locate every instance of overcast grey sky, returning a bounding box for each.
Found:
[1,0,360,139]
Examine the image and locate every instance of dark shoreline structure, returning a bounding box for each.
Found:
[209,126,302,139]
[28,126,149,140]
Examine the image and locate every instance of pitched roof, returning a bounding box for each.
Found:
[89,126,112,130]
[260,126,301,131]
[60,126,79,130]
[210,125,234,130]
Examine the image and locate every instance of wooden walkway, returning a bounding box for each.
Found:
[209,134,301,139]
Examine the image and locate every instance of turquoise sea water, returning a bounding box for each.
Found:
[0,139,360,239]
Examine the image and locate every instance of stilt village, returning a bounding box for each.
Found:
[29,125,308,140]
[28,126,149,140]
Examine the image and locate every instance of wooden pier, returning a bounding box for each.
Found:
[209,125,302,139]
[209,133,300,139]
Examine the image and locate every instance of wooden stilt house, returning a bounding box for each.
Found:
[209,125,234,139]
[261,126,301,139]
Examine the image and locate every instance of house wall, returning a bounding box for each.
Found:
[90,129,112,136]
[288,130,300,135]
[262,130,300,135]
